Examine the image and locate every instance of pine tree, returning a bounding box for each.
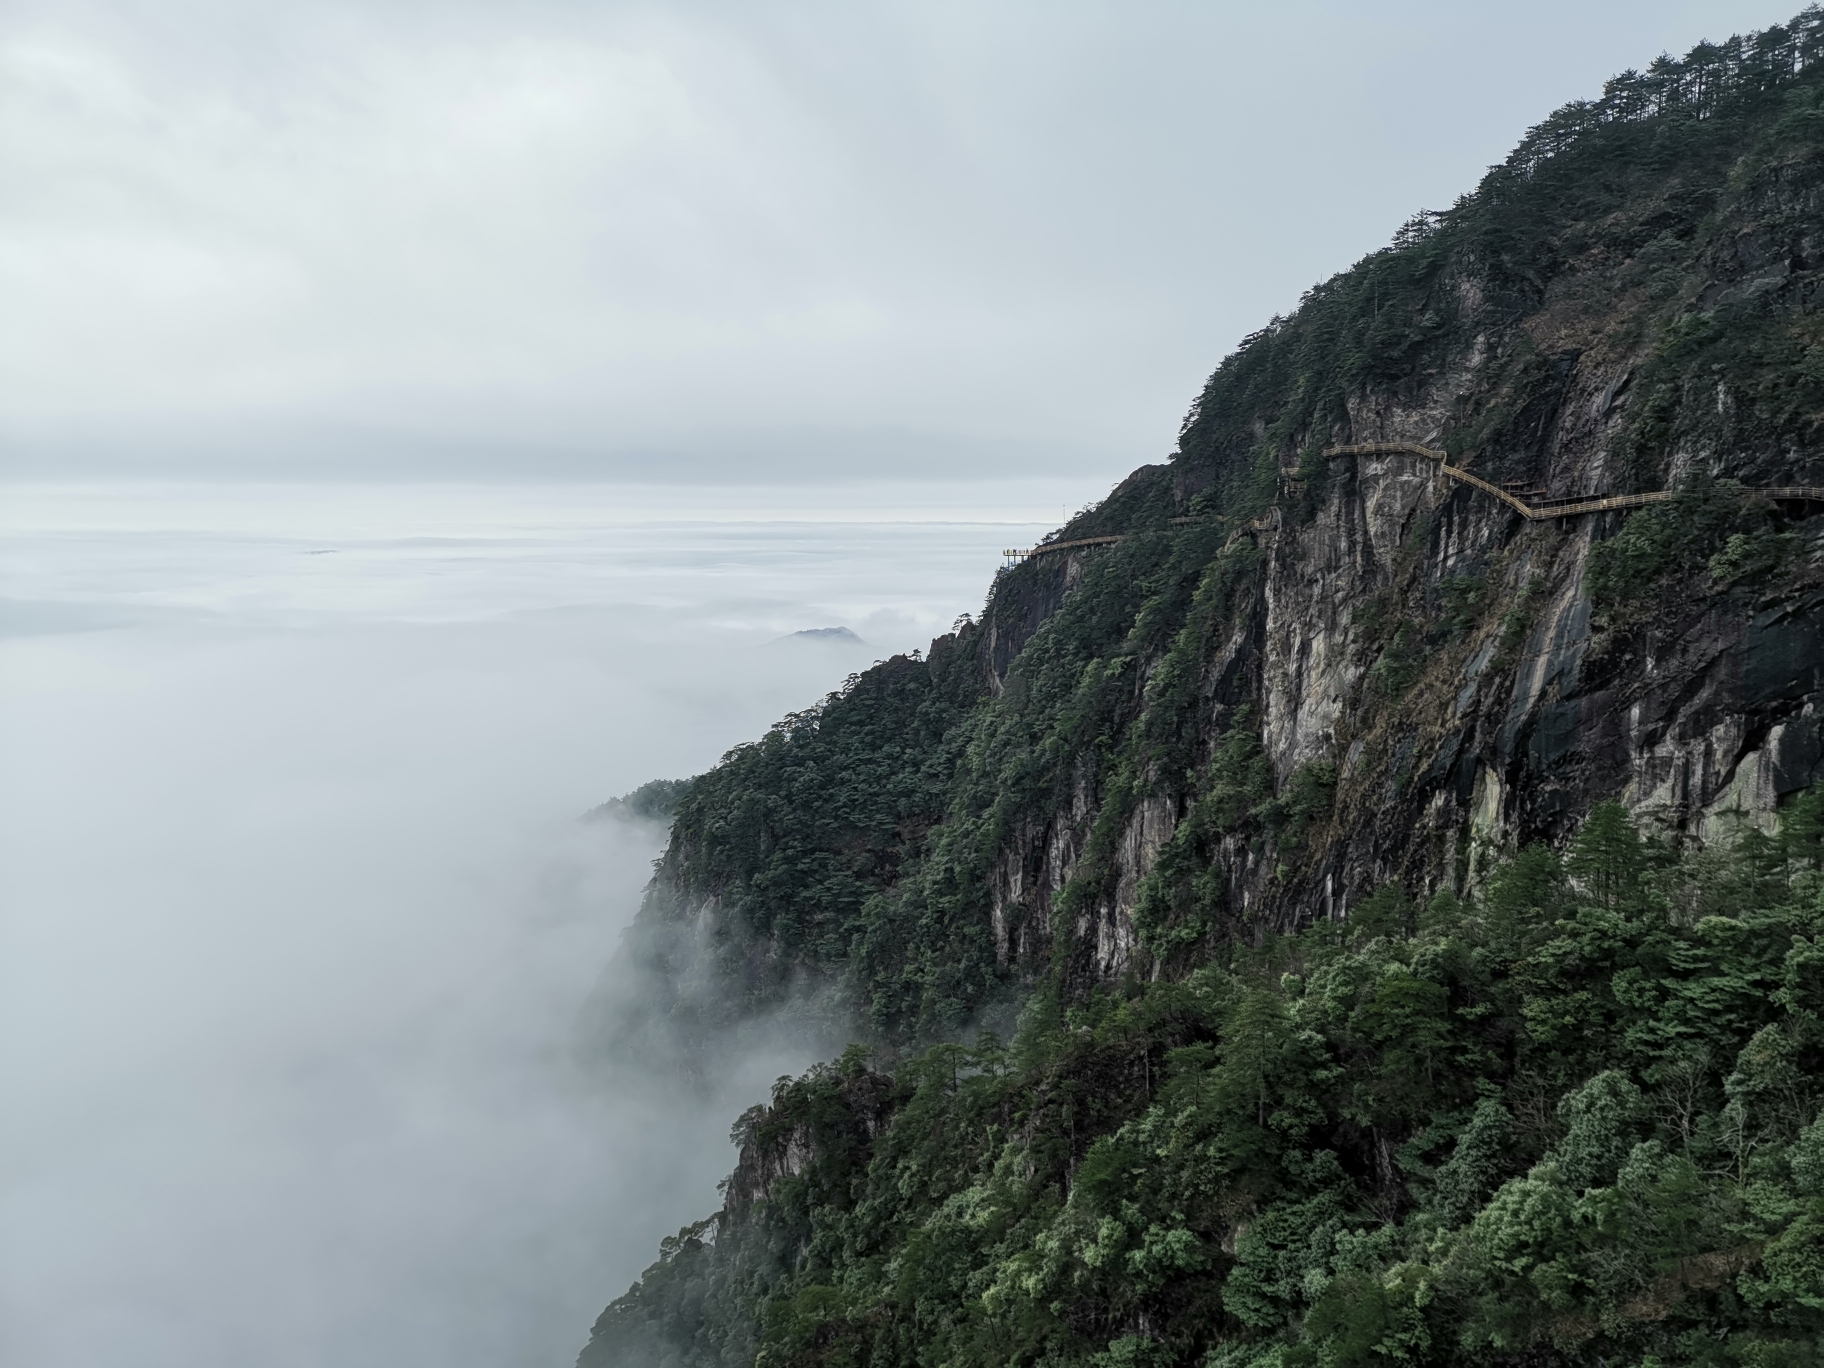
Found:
[1567,799,1647,912]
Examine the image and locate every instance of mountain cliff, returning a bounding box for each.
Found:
[580,14,1824,1366]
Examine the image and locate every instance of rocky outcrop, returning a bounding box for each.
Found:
[722,1065,899,1212]
[968,291,1824,963]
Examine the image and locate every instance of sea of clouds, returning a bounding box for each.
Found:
[0,477,1096,1368]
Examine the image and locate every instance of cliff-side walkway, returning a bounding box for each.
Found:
[1001,445,1824,564]
[1324,441,1824,519]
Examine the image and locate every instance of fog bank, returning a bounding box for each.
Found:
[0,480,1063,1367]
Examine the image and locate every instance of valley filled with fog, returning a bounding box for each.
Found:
[0,477,1098,1368]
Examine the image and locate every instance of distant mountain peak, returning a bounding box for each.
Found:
[770,626,867,646]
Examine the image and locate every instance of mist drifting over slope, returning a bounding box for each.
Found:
[0,480,1087,1368]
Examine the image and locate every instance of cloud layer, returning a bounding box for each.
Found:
[0,0,1781,478]
[0,482,1021,1367]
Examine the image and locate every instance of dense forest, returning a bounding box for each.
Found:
[590,804,1824,1366]
[580,11,1824,1366]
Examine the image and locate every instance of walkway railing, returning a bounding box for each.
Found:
[1000,534,1126,563]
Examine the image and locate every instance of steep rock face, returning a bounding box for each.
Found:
[954,137,1824,968]
[971,373,1824,972]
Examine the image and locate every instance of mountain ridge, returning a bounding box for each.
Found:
[579,12,1824,1365]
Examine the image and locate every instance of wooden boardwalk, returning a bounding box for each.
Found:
[1000,534,1125,563]
[1323,442,1824,519]
[1002,517,1207,563]
[999,444,1824,564]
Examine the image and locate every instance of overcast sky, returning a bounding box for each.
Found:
[0,0,1792,482]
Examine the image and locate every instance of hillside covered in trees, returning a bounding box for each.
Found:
[579,12,1824,1366]
[590,808,1824,1366]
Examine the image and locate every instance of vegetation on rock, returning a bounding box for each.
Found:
[585,804,1824,1368]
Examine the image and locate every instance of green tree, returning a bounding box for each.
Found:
[1553,1070,1648,1191]
[1434,1100,1516,1227]
[1567,800,1648,913]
